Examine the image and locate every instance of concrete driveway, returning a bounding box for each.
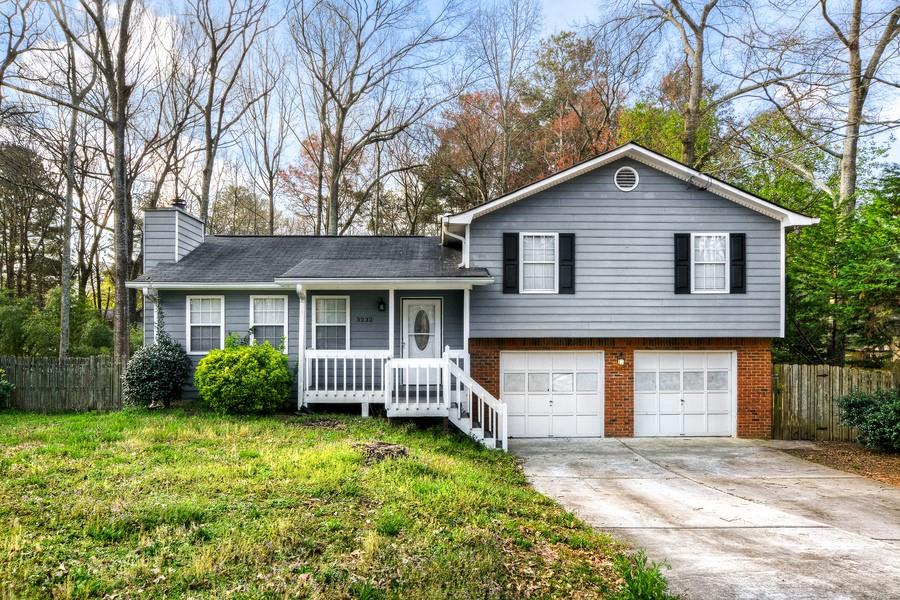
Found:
[512,438,900,600]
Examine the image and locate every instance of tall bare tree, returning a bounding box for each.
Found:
[762,1,899,211]
[0,0,43,123]
[607,0,803,167]
[290,0,464,235]
[469,0,542,192]
[59,31,97,358]
[188,0,273,224]
[240,39,291,234]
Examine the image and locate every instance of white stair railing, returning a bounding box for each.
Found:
[382,349,507,451]
[445,359,507,451]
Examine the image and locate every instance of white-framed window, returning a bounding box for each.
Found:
[250,295,288,353]
[186,295,224,354]
[312,295,350,350]
[691,233,729,293]
[519,232,558,293]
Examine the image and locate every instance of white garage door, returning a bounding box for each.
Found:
[634,351,735,437]
[501,352,604,438]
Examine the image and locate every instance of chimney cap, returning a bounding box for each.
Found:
[171,197,186,209]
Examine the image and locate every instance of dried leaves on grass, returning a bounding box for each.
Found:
[783,441,900,487]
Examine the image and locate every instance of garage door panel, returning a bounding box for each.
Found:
[659,414,682,435]
[508,416,526,437]
[659,354,683,370]
[708,413,731,435]
[659,394,682,413]
[577,416,603,436]
[683,353,705,369]
[501,351,604,438]
[635,414,657,436]
[683,392,705,413]
[634,353,658,370]
[505,394,526,416]
[552,415,577,437]
[634,393,657,413]
[527,354,552,369]
[683,414,707,435]
[527,415,551,437]
[707,392,730,413]
[552,353,576,370]
[634,351,734,437]
[707,352,731,369]
[527,394,551,414]
[552,394,576,414]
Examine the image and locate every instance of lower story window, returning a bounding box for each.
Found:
[314,296,349,349]
[187,296,223,354]
[251,296,287,352]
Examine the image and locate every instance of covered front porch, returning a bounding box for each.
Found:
[292,283,506,450]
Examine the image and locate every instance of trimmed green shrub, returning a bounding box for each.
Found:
[194,340,292,414]
[122,327,191,408]
[838,388,900,453]
[0,367,13,406]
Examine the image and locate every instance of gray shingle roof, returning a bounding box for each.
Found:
[133,236,491,283]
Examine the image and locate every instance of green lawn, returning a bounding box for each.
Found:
[0,409,668,599]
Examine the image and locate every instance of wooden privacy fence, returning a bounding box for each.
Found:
[0,356,124,412]
[772,364,896,441]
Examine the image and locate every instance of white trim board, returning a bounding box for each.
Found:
[443,143,819,229]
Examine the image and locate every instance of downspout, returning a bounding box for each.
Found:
[443,224,468,269]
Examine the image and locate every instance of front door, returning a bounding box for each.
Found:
[402,299,442,385]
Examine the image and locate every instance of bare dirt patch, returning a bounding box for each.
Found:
[782,441,900,487]
[354,441,408,465]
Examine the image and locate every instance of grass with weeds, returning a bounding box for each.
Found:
[0,409,669,599]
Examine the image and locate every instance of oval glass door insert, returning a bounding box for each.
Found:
[414,309,430,350]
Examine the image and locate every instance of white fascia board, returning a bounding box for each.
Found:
[445,143,819,227]
[272,277,493,290]
[125,281,283,290]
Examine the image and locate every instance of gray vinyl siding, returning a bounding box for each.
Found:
[150,288,464,396]
[144,211,177,269]
[156,290,301,396]
[304,289,464,356]
[143,208,204,269]
[468,158,782,338]
[177,212,204,261]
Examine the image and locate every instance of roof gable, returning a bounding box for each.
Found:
[443,143,818,229]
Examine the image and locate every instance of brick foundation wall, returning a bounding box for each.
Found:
[469,337,773,439]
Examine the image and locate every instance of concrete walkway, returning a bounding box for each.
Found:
[512,438,900,600]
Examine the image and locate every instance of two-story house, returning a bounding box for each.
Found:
[128,143,817,450]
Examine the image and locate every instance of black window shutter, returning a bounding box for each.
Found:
[502,233,519,293]
[730,233,746,294]
[559,233,575,294]
[674,233,691,294]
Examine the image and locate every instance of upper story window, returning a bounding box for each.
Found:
[520,233,558,293]
[250,295,288,353]
[187,295,224,354]
[313,296,350,349]
[691,233,728,293]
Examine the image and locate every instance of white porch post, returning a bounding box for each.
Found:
[463,287,470,374]
[297,285,306,410]
[388,289,395,357]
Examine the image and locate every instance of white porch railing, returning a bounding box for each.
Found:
[303,349,392,403]
[384,348,507,451]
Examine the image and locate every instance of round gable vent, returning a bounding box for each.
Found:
[614,166,639,191]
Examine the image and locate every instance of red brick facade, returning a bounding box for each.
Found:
[469,337,772,439]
